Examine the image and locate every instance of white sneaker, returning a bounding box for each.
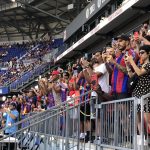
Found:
[144,139,148,145]
[137,135,148,145]
[80,133,85,139]
[94,137,101,145]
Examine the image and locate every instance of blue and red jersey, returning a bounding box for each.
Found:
[48,92,55,108]
[60,82,68,103]
[77,77,91,103]
[111,54,128,93]
[111,49,139,94]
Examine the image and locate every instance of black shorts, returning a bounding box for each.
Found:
[80,103,90,121]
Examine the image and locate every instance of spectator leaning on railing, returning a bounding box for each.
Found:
[81,50,110,141]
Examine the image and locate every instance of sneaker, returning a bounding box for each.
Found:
[80,133,85,139]
[84,135,89,143]
[80,133,89,143]
[137,135,148,146]
[94,137,101,145]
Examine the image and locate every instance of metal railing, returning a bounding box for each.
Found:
[99,97,138,150]
[140,93,150,150]
[0,92,149,150]
[0,91,97,150]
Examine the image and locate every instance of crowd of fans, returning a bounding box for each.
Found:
[0,59,44,86]
[0,21,150,143]
[0,39,59,86]
[0,50,8,58]
[0,43,30,59]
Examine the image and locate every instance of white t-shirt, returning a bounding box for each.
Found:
[52,82,61,106]
[91,63,109,96]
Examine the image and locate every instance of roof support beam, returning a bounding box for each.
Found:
[16,0,70,24]
[0,18,31,38]
[55,0,58,16]
[35,0,68,7]
[3,26,10,41]
[0,29,50,35]
[36,1,69,19]
[44,3,68,19]
[36,23,41,39]
[20,8,54,37]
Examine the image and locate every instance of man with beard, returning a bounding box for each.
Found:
[49,70,61,106]
[81,51,110,142]
[108,34,139,99]
[82,51,110,94]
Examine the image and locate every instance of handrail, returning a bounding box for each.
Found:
[0,93,149,150]
[141,93,150,100]
[0,90,141,134]
[0,94,95,141]
[0,90,93,133]
[101,97,135,105]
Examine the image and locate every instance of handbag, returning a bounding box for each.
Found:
[127,73,139,93]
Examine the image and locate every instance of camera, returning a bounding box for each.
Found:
[83,53,88,60]
[124,51,128,60]
[83,53,92,62]
[125,51,128,57]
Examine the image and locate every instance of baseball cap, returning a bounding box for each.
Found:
[116,34,130,41]
[51,70,60,75]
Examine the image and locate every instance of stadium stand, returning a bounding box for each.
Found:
[0,39,63,89]
[0,0,150,150]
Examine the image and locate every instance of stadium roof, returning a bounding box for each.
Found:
[0,0,89,41]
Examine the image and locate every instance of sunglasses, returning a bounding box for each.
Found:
[139,51,145,55]
[64,74,69,77]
